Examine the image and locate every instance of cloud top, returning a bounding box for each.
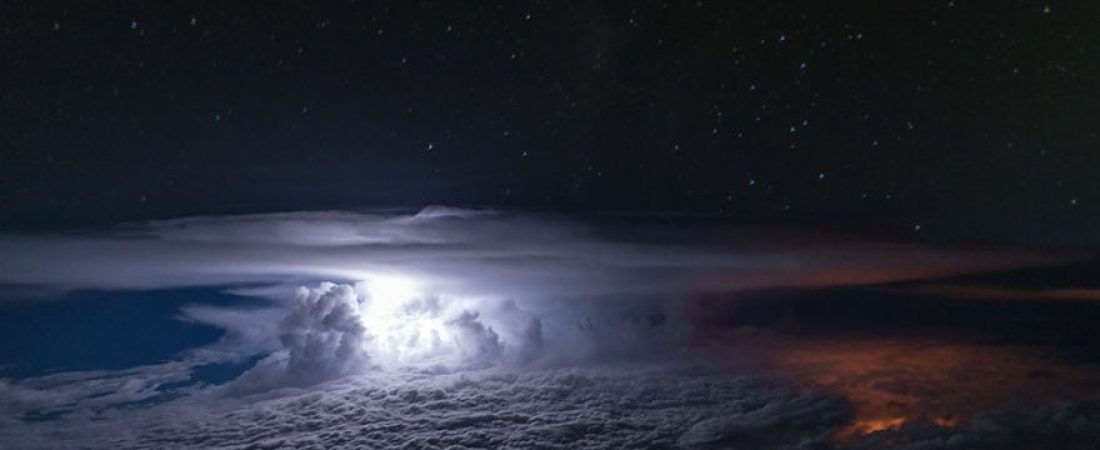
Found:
[0,208,1063,299]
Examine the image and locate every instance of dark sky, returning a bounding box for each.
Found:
[2,1,1098,247]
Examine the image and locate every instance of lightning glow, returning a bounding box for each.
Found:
[354,276,487,368]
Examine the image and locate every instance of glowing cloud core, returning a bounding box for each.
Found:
[354,277,505,369]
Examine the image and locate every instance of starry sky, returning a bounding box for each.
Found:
[3,1,1099,246]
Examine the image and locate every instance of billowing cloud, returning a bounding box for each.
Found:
[2,364,853,450]
[215,279,691,392]
[6,358,1099,450]
[227,283,372,391]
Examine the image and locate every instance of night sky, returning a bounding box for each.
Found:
[4,1,1098,246]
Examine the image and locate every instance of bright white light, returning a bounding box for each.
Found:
[360,276,419,303]
[355,276,460,367]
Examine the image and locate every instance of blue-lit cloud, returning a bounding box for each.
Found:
[0,207,1060,297]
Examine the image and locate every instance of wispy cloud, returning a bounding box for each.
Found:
[0,207,1063,297]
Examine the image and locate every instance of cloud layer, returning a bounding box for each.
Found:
[3,364,851,450]
[6,360,1100,450]
[0,207,1061,298]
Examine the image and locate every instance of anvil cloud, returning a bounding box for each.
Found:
[0,207,1058,297]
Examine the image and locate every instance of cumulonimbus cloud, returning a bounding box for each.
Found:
[0,208,1093,449]
[0,207,1070,383]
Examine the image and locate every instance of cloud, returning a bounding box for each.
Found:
[5,333,1100,450]
[0,208,1063,299]
[717,333,1100,448]
[0,361,196,432]
[5,208,1055,381]
[446,310,505,366]
[278,284,370,382]
[840,399,1100,450]
[214,279,696,392]
[219,281,524,392]
[890,284,1100,302]
[0,208,1088,449]
[0,364,852,450]
[175,302,284,361]
[227,283,372,391]
[10,360,1095,450]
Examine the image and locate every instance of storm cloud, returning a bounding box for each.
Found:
[0,207,1062,298]
[0,208,1087,449]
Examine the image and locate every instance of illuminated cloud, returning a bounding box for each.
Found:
[231,283,371,390]
[0,207,1063,298]
[1,207,1061,384]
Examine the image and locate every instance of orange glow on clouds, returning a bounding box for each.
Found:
[718,333,1096,442]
